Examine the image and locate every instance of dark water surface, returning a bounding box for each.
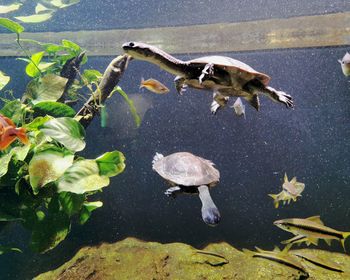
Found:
[0,45,349,279]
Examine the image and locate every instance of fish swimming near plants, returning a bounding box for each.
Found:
[269,173,304,208]
[0,114,29,150]
[291,250,344,273]
[139,78,170,94]
[242,245,308,277]
[338,52,350,76]
[231,97,246,119]
[123,42,293,114]
[274,216,350,251]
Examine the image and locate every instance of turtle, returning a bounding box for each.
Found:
[122,42,293,114]
[152,152,221,226]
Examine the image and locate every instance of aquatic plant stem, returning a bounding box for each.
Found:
[75,54,131,128]
[16,36,42,75]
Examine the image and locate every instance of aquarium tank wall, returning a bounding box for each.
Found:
[0,1,350,279]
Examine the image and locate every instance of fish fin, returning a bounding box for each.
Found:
[140,77,145,89]
[324,239,332,246]
[2,116,15,127]
[284,172,288,183]
[341,232,350,252]
[290,177,297,184]
[243,95,259,111]
[308,237,319,246]
[254,246,264,253]
[306,216,323,225]
[338,59,342,64]
[268,194,279,208]
[281,244,292,254]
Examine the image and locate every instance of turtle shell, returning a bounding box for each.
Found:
[187,56,271,86]
[152,152,220,187]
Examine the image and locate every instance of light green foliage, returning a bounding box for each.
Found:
[0,31,132,254]
[0,70,10,90]
[0,3,22,14]
[0,17,24,34]
[96,151,126,177]
[39,117,86,151]
[0,246,22,255]
[25,74,68,104]
[15,13,53,23]
[29,147,74,194]
[57,160,110,193]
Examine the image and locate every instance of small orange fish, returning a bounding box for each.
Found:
[0,114,29,150]
[140,78,170,94]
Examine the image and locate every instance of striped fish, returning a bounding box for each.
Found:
[274,216,350,251]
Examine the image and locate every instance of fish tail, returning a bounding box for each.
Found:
[341,232,350,251]
[140,77,145,89]
[268,194,279,208]
[15,127,29,145]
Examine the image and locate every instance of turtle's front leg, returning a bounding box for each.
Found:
[264,86,294,108]
[199,63,214,84]
[164,186,182,198]
[211,91,229,114]
[174,76,188,95]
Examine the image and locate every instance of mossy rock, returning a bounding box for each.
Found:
[35,237,350,280]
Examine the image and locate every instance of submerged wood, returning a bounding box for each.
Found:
[75,54,130,128]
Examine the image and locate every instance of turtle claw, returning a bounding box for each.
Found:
[164,186,181,198]
[211,101,220,114]
[265,86,294,108]
[199,63,214,84]
[174,76,187,95]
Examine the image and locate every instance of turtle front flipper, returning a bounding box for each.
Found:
[164,186,182,198]
[199,63,214,84]
[264,86,294,108]
[211,91,229,114]
[174,76,188,95]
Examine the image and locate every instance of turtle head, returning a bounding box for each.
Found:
[122,42,159,60]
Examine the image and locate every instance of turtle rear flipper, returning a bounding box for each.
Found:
[243,94,260,111]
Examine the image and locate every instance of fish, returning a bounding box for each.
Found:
[291,250,344,273]
[282,173,305,197]
[231,97,246,119]
[0,114,29,150]
[269,173,304,208]
[281,234,319,246]
[274,215,350,251]
[338,52,350,76]
[242,245,308,277]
[139,78,169,94]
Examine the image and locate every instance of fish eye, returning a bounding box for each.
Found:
[129,42,135,47]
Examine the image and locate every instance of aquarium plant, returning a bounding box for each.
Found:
[0,18,137,254]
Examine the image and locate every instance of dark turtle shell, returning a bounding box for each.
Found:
[152,152,220,187]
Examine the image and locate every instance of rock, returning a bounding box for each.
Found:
[35,237,350,280]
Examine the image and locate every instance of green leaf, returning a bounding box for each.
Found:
[39,117,85,152]
[35,3,53,14]
[38,61,56,72]
[25,51,44,77]
[0,3,22,14]
[59,192,85,217]
[25,116,52,131]
[96,151,125,177]
[0,70,10,90]
[62,39,81,53]
[25,74,68,104]
[50,0,80,9]
[0,99,22,123]
[30,211,70,253]
[0,246,22,255]
[0,17,24,34]
[82,69,102,83]
[33,101,76,118]
[15,12,53,23]
[79,201,103,224]
[28,147,74,194]
[57,160,110,194]
[115,86,141,127]
[0,145,30,179]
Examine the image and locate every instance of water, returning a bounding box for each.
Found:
[0,1,350,279]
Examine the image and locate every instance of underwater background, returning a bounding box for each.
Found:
[0,0,350,279]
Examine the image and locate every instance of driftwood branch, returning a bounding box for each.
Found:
[75,54,131,128]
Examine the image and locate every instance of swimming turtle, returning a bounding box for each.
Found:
[152,152,220,226]
[122,42,293,113]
